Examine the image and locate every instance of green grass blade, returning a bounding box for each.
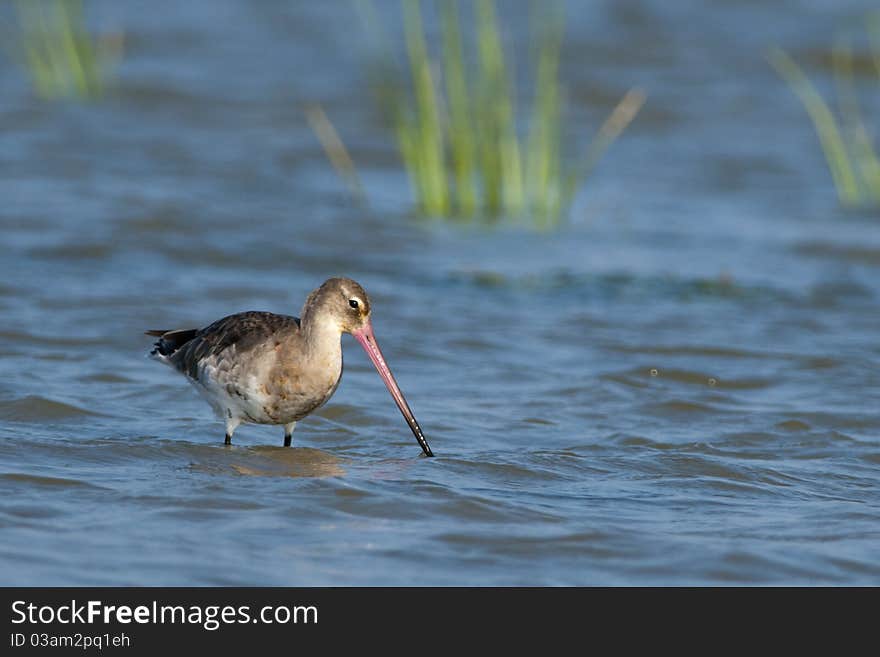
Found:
[526,13,562,225]
[478,0,523,215]
[36,1,70,97]
[831,39,880,201]
[403,0,448,215]
[768,47,861,206]
[13,0,118,100]
[474,0,506,216]
[56,0,92,97]
[15,0,54,98]
[397,113,426,211]
[440,0,477,216]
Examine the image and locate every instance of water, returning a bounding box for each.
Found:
[1,0,879,585]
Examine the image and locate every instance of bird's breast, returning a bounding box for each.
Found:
[191,336,343,425]
[258,349,342,423]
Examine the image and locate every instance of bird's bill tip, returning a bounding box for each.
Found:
[352,321,434,457]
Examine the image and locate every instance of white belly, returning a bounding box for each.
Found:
[189,347,342,426]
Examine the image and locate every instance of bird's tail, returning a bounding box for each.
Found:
[145,328,198,358]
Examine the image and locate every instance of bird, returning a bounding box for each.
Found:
[146,277,434,456]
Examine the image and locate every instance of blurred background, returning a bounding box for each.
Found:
[0,0,878,585]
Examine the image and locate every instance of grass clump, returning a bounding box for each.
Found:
[11,0,123,100]
[769,19,880,207]
[356,0,644,226]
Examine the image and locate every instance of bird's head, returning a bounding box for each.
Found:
[302,277,434,457]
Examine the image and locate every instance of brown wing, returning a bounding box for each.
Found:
[156,311,301,380]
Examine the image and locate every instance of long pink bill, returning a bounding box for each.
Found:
[352,320,434,457]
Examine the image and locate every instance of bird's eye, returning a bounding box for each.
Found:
[349,299,359,309]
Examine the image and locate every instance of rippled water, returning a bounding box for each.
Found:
[1,0,879,585]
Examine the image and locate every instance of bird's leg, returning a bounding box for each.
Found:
[283,421,296,447]
[225,414,241,446]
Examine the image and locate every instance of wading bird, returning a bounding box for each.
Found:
[146,277,433,456]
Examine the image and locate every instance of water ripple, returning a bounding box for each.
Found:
[0,396,105,421]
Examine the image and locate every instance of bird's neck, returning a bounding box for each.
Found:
[300,311,344,363]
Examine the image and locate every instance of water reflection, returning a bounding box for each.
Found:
[231,446,346,478]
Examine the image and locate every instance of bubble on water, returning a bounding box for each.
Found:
[650,368,659,377]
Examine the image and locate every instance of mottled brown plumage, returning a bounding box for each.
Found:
[147,277,433,456]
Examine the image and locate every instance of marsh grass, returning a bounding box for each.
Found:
[11,0,123,100]
[305,103,368,207]
[354,0,644,226]
[769,19,880,207]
